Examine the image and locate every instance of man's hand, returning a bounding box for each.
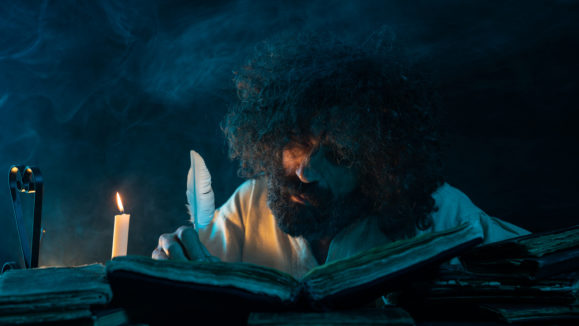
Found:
[152,225,218,262]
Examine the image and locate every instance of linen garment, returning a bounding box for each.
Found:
[197,177,529,279]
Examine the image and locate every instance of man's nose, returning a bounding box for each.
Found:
[295,150,323,184]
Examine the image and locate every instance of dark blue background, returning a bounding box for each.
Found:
[1,0,578,267]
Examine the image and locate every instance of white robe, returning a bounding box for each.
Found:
[198,177,529,279]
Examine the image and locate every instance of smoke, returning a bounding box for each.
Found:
[0,0,577,266]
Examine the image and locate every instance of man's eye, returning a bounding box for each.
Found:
[324,148,347,165]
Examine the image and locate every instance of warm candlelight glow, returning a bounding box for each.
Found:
[116,192,124,213]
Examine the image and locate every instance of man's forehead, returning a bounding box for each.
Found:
[287,134,321,147]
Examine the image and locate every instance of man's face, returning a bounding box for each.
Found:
[266,137,371,241]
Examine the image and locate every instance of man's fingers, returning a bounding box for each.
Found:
[153,227,218,262]
[176,226,214,261]
[158,233,188,261]
[152,247,168,260]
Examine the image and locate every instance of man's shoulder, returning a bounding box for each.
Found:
[429,183,530,241]
[431,183,476,206]
[432,182,472,202]
[214,176,271,226]
[221,176,269,214]
[429,183,485,228]
[231,176,267,198]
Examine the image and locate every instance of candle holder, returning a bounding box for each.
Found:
[4,166,44,271]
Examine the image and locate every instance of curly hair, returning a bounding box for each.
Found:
[222,32,444,240]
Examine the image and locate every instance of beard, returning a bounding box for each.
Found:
[266,168,373,241]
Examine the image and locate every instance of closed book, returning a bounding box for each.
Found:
[460,224,579,260]
[0,264,112,325]
[247,307,414,326]
[460,224,579,280]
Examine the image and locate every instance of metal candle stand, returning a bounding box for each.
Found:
[2,166,43,272]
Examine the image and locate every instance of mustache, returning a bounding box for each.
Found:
[270,173,331,206]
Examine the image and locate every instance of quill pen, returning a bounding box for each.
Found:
[186,150,215,228]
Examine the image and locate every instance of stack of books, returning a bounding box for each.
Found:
[5,222,577,325]
[396,225,579,324]
[0,264,122,325]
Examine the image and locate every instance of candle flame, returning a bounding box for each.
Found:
[116,192,124,213]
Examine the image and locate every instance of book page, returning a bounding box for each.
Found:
[302,222,483,301]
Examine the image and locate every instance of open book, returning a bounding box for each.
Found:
[106,222,483,316]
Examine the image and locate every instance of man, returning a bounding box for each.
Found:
[153,33,528,278]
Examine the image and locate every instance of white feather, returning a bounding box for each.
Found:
[186,150,215,228]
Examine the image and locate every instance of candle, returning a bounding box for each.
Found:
[111,192,130,258]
